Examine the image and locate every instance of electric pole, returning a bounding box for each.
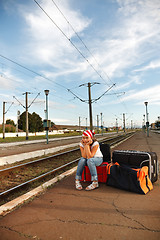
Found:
[16,110,20,135]
[68,82,116,131]
[144,102,149,137]
[2,102,6,139]
[86,118,87,130]
[2,101,14,139]
[100,112,103,135]
[123,113,126,134]
[97,115,99,133]
[88,82,93,130]
[116,118,118,133]
[13,92,40,140]
[79,116,81,131]
[24,92,29,140]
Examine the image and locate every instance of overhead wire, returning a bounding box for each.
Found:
[1,1,129,118]
[41,0,129,110]
[50,0,129,112]
[4,102,14,114]
[0,54,67,90]
[0,61,37,79]
[33,0,115,88]
[51,0,113,87]
[0,56,86,111]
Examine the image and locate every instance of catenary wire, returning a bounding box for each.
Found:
[51,0,114,87]
[33,0,129,111]
[0,54,67,90]
[48,0,128,111]
[33,0,115,88]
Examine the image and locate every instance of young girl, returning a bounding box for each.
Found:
[75,130,103,191]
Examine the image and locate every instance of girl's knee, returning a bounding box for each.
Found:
[87,158,94,166]
[78,157,87,166]
[80,157,86,163]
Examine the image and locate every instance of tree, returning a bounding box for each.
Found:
[18,112,32,132]
[18,111,43,132]
[30,112,43,132]
[6,119,15,126]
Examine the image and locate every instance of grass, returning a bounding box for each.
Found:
[0,131,83,143]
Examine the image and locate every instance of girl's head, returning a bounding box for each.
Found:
[82,130,95,144]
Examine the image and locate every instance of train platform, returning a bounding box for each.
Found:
[0,131,160,240]
[0,133,119,166]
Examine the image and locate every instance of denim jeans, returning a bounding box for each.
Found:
[75,157,103,181]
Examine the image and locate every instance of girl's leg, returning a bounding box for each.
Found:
[75,157,87,180]
[85,157,103,191]
[75,157,87,190]
[86,157,103,181]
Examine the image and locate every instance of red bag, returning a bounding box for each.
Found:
[81,162,108,183]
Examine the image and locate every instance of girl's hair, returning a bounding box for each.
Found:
[90,136,97,145]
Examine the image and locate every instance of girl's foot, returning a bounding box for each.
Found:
[75,180,83,190]
[85,181,99,191]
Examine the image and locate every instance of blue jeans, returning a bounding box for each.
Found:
[75,157,103,181]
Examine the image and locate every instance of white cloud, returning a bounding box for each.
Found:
[134,60,160,72]
[89,0,160,81]
[121,85,160,105]
[10,0,160,87]
[0,71,22,90]
[19,0,91,68]
[51,118,71,124]
[116,75,143,90]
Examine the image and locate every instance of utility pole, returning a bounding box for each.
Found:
[2,102,6,139]
[88,82,93,131]
[24,92,29,140]
[144,102,149,137]
[100,112,103,135]
[2,101,14,139]
[69,82,115,131]
[116,118,118,133]
[44,90,49,144]
[123,113,126,134]
[16,110,20,135]
[97,115,99,133]
[14,92,40,140]
[86,118,87,130]
[79,116,81,131]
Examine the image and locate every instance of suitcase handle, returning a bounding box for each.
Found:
[140,159,150,168]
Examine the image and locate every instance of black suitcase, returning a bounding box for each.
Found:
[112,150,159,183]
[99,143,111,163]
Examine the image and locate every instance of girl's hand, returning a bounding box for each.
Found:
[86,139,93,145]
[80,140,86,146]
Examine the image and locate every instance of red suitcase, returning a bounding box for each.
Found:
[81,162,108,183]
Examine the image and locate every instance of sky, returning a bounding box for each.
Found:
[0,0,160,129]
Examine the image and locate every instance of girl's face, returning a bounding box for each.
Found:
[82,135,92,144]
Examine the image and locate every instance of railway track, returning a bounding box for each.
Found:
[0,131,135,204]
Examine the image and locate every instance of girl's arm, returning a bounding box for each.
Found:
[84,144,99,159]
[80,146,87,158]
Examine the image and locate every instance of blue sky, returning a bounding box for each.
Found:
[0,0,160,129]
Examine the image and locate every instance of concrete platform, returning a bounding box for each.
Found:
[0,131,160,240]
[0,134,115,165]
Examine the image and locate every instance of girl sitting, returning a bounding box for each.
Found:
[75,130,103,191]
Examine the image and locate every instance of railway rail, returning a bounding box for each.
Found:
[0,131,135,204]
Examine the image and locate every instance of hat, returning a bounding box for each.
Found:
[82,130,95,138]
